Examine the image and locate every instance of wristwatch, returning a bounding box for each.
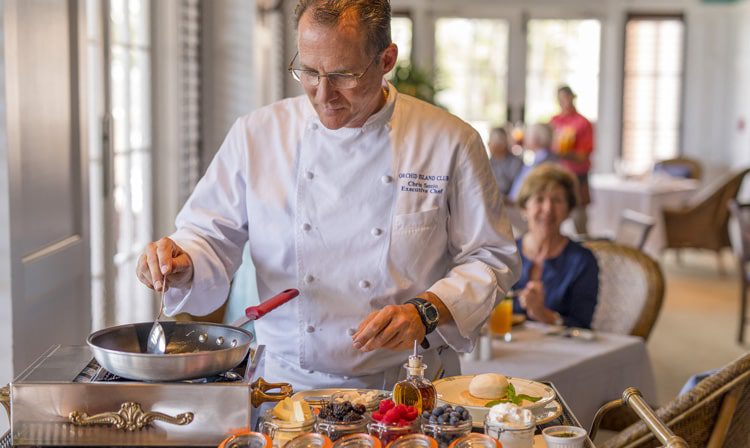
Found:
[406,298,440,349]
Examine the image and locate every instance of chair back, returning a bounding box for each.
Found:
[583,241,664,339]
[728,200,750,265]
[615,209,656,251]
[599,352,750,448]
[653,157,703,180]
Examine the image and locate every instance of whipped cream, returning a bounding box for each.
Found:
[487,403,535,429]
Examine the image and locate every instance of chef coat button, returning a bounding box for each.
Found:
[371,228,383,237]
[304,274,314,284]
[306,325,315,333]
[308,370,315,374]
[359,280,371,289]
[305,171,314,180]
[302,223,312,232]
[311,123,318,130]
[347,328,356,336]
[343,376,350,380]
[381,175,393,184]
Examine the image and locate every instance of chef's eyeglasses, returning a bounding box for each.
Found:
[287,51,380,89]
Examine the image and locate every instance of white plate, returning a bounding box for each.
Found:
[434,375,556,426]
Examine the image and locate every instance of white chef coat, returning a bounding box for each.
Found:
[165,83,520,391]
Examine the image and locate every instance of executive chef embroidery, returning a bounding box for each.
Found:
[398,172,450,194]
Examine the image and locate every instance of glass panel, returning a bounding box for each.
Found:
[525,19,601,123]
[391,16,412,67]
[110,45,129,153]
[130,150,152,254]
[109,0,128,44]
[129,49,150,148]
[621,17,684,173]
[435,18,509,140]
[113,153,132,256]
[128,0,149,47]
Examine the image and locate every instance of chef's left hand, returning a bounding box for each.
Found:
[352,304,425,352]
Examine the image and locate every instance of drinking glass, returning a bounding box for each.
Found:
[489,297,513,342]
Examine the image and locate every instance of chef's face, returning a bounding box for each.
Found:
[523,184,570,237]
[297,10,397,129]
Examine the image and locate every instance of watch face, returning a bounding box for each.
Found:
[424,305,439,322]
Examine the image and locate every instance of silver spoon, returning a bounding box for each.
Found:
[146,275,167,354]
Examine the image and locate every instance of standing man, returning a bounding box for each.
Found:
[549,85,594,236]
[488,127,523,198]
[136,0,519,391]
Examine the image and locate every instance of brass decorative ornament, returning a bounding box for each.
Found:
[69,402,194,431]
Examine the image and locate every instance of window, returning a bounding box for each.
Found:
[525,19,601,124]
[435,18,509,140]
[621,15,685,173]
[391,15,413,67]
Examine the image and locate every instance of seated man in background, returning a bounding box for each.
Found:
[488,127,523,197]
[512,164,599,328]
[508,123,557,201]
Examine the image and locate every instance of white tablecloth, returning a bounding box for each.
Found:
[460,322,657,429]
[588,174,698,257]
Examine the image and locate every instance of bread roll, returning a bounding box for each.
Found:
[469,373,509,400]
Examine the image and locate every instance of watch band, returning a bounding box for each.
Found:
[406,298,439,351]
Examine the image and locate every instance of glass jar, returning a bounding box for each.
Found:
[332,433,383,448]
[219,430,273,448]
[483,415,535,448]
[315,416,370,442]
[367,420,418,446]
[447,434,501,448]
[385,434,438,448]
[287,433,333,448]
[260,409,316,448]
[420,417,473,448]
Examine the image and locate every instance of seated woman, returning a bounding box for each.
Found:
[512,163,599,328]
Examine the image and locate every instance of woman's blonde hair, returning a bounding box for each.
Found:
[517,163,579,210]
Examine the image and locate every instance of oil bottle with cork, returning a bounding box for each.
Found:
[392,341,437,413]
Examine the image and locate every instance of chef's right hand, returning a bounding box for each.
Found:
[136,237,194,292]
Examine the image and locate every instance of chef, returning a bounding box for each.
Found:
[136,0,520,391]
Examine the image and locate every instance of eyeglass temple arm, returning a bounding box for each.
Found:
[589,387,688,448]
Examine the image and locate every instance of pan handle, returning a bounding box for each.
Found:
[1,384,9,425]
[250,377,293,408]
[245,289,300,321]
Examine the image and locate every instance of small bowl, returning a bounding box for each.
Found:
[542,426,587,448]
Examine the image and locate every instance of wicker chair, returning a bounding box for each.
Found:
[583,240,665,340]
[614,209,656,251]
[662,168,750,271]
[596,351,750,448]
[653,157,703,180]
[728,200,750,343]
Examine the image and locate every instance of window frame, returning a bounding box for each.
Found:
[619,12,687,166]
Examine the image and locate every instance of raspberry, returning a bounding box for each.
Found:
[372,411,384,422]
[379,399,395,413]
[404,408,418,421]
[383,408,400,424]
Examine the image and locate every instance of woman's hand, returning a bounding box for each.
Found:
[518,281,559,325]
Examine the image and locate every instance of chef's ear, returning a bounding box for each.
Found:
[380,43,398,74]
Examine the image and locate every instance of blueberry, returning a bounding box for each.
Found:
[455,406,466,414]
[437,415,447,424]
[462,410,470,419]
[449,417,459,425]
[422,411,431,419]
[432,407,444,416]
[429,416,437,424]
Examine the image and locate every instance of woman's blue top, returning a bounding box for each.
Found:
[512,238,599,328]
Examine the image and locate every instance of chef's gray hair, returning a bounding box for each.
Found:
[294,0,392,56]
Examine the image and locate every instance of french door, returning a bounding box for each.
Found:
[429,9,602,142]
[88,0,153,330]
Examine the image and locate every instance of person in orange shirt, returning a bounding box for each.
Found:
[549,85,594,236]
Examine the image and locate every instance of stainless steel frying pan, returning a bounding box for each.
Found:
[87,289,299,381]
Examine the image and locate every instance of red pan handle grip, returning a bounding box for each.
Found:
[244,288,300,321]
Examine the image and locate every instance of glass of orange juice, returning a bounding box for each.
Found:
[489,297,514,342]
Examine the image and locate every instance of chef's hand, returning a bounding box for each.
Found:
[352,304,425,352]
[136,237,194,292]
[518,281,558,324]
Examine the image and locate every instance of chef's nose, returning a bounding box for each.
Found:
[315,78,336,103]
